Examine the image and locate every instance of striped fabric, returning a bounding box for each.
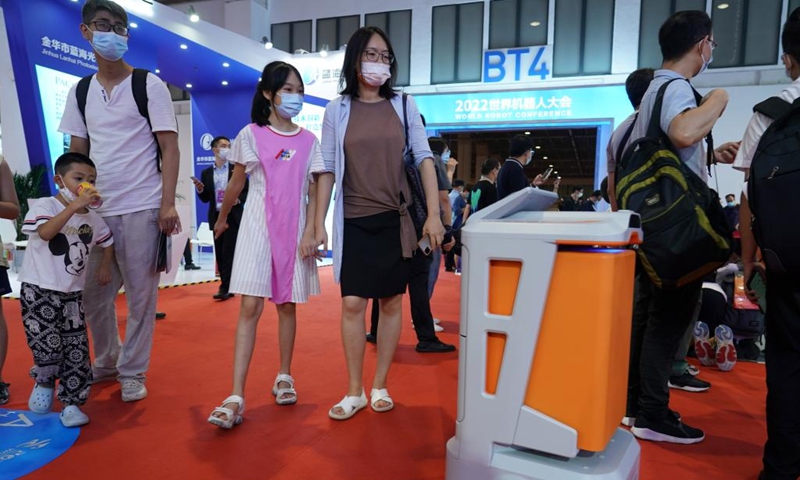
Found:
[228,125,325,303]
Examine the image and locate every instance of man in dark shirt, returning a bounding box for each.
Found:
[561,187,584,211]
[497,135,542,200]
[579,190,603,211]
[471,158,500,213]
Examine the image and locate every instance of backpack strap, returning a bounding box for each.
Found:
[401,93,411,165]
[76,74,94,154]
[686,85,716,174]
[754,96,793,120]
[644,78,682,141]
[132,68,162,173]
[616,113,637,165]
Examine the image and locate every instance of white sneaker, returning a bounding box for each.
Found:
[60,405,89,427]
[434,324,444,332]
[120,378,148,402]
[433,318,441,325]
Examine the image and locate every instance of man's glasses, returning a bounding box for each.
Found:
[362,49,394,65]
[88,20,129,36]
[708,38,718,49]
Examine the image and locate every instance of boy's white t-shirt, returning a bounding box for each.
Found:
[58,72,178,217]
[20,197,114,293]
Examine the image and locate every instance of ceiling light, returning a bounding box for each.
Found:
[186,83,193,89]
[129,22,138,28]
[535,145,541,149]
[530,21,541,27]
[188,5,200,22]
[222,62,230,67]
[549,164,553,167]
[543,156,548,160]
[320,44,329,58]
[261,36,273,49]
[180,44,188,50]
[717,3,730,9]
[524,131,531,135]
[221,80,228,86]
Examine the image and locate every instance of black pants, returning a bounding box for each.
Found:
[763,272,800,480]
[211,212,240,294]
[21,283,92,406]
[627,271,702,421]
[370,250,437,343]
[183,238,194,265]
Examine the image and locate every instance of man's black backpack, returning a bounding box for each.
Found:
[747,96,800,274]
[616,78,733,289]
[75,68,162,172]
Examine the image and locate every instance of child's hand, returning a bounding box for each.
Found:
[97,265,112,286]
[299,228,317,259]
[75,185,100,209]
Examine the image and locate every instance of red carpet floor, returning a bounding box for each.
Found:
[1,267,767,479]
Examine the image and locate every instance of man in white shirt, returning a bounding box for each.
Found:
[733,12,800,480]
[58,0,180,402]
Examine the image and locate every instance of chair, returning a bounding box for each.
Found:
[191,222,215,255]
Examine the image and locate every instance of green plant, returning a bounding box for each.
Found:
[13,165,48,241]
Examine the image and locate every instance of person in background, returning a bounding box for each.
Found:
[471,158,500,214]
[182,238,200,270]
[207,61,324,429]
[19,152,114,427]
[193,135,249,301]
[579,190,603,211]
[316,26,444,420]
[561,187,584,211]
[607,68,655,211]
[0,154,20,406]
[497,134,544,200]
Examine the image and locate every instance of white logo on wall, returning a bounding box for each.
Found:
[200,133,214,151]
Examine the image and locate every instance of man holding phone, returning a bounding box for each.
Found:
[193,136,248,301]
[733,12,800,480]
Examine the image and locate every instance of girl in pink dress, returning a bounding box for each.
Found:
[208,61,325,429]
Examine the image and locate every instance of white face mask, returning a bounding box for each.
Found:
[59,185,77,203]
[360,62,391,87]
[218,148,230,160]
[525,150,533,165]
[699,39,714,75]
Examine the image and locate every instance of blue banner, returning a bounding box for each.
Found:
[0,408,80,479]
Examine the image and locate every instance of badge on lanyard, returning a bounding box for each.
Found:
[216,189,225,208]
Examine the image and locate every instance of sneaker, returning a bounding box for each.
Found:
[120,379,148,402]
[184,263,201,271]
[0,382,9,406]
[60,405,89,427]
[622,409,681,428]
[668,373,711,392]
[686,364,700,376]
[454,269,462,276]
[433,318,441,325]
[365,333,377,344]
[714,325,737,372]
[434,324,444,332]
[91,367,119,384]
[693,321,716,367]
[416,340,457,353]
[631,414,705,444]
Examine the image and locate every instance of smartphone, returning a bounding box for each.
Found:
[418,235,432,256]
[190,176,200,183]
[747,270,767,313]
[542,167,554,182]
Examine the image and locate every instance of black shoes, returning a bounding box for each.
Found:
[630,413,705,444]
[213,291,234,301]
[365,333,377,344]
[668,373,711,392]
[416,340,457,353]
[155,312,166,320]
[184,263,201,271]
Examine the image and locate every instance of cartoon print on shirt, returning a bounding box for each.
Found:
[48,225,93,276]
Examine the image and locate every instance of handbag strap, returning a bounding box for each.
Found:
[402,93,412,163]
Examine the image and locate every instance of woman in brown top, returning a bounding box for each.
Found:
[317,27,444,420]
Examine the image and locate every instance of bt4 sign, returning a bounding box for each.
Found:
[483,45,552,84]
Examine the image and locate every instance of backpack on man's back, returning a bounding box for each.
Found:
[616,78,733,289]
[747,96,800,274]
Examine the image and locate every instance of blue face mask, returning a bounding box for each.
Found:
[90,30,128,62]
[275,93,304,119]
[441,150,451,162]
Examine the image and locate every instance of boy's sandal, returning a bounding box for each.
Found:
[208,395,245,429]
[271,373,297,405]
[0,382,9,406]
[28,384,54,414]
[370,388,394,413]
[328,390,367,420]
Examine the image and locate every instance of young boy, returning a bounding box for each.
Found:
[19,152,113,427]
